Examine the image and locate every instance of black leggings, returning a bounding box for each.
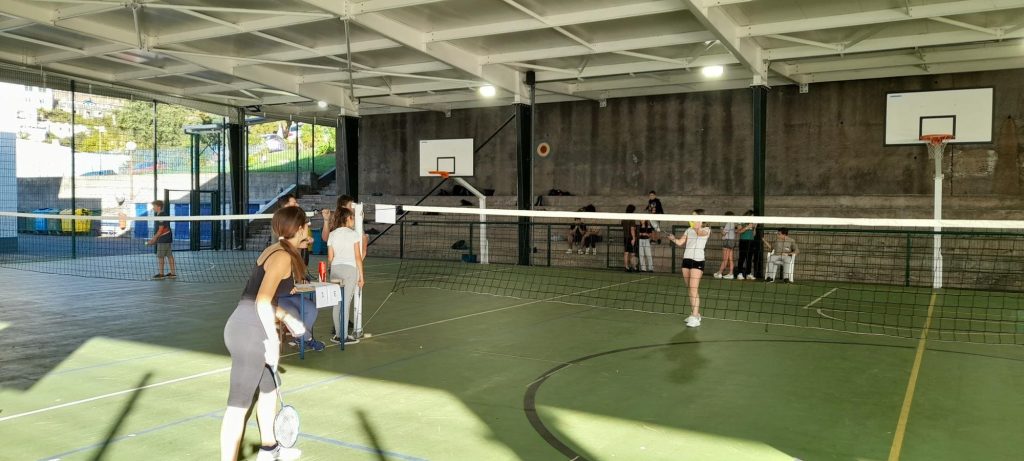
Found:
[737,239,757,276]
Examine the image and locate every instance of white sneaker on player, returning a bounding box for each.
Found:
[592,248,598,256]
[684,315,702,328]
[578,249,584,255]
[713,272,723,279]
[736,274,744,280]
[723,274,734,280]
[256,445,301,461]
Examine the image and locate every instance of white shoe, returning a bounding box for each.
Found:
[256,445,301,461]
[684,315,702,328]
[592,248,598,256]
[736,274,744,280]
[585,248,591,255]
[723,274,734,280]
[713,272,722,279]
[747,275,757,281]
[565,249,573,254]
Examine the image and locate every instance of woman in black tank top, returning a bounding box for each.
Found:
[220,207,309,461]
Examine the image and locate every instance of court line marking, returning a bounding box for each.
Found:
[373,277,655,338]
[0,350,301,423]
[887,292,937,461]
[802,287,838,316]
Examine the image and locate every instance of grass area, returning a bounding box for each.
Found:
[1,260,1022,460]
[247,152,335,174]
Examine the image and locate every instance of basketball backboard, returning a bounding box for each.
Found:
[884,88,993,145]
[419,138,474,177]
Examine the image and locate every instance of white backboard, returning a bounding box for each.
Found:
[419,138,474,177]
[885,88,993,145]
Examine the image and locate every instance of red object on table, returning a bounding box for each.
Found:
[318,261,326,282]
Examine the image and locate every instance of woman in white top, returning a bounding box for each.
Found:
[667,209,711,327]
[714,211,737,280]
[327,208,364,344]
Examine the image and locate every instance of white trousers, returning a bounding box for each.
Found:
[638,239,653,271]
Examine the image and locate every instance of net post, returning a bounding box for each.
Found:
[353,202,364,337]
[922,134,951,289]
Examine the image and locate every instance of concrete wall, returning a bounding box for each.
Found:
[357,68,1024,217]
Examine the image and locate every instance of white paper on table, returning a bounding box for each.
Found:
[315,284,342,308]
[375,204,397,224]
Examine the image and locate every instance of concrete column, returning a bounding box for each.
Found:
[336,116,359,197]
[515,102,533,265]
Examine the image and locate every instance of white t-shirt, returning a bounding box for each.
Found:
[682,227,710,261]
[327,227,361,267]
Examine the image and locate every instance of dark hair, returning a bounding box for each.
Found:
[625,204,636,213]
[151,200,164,208]
[337,208,355,228]
[693,208,705,215]
[779,228,789,235]
[648,190,656,195]
[744,209,754,216]
[278,194,296,206]
[330,195,356,231]
[272,207,309,282]
[725,210,734,216]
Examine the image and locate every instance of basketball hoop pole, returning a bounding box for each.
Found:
[450,177,489,265]
[922,134,952,289]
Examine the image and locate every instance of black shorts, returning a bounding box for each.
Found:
[623,238,637,253]
[681,258,706,271]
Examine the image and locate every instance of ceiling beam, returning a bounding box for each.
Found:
[765,28,1024,61]
[302,61,451,83]
[150,15,335,47]
[740,0,1024,37]
[351,0,450,14]
[158,50,358,114]
[533,53,738,82]
[681,0,768,84]
[427,0,686,43]
[302,2,530,101]
[482,31,714,64]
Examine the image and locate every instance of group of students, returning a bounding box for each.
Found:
[218,194,368,461]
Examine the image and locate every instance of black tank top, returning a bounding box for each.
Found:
[240,249,296,301]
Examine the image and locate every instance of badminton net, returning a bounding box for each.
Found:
[372,205,1024,345]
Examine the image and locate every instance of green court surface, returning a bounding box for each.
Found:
[1,258,1022,461]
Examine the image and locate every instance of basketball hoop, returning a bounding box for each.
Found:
[427,170,451,179]
[920,134,953,160]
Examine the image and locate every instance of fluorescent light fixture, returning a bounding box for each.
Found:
[701,65,724,78]
[479,85,496,97]
[317,100,328,108]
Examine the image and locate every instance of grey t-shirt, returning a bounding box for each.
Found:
[723,222,736,240]
[772,237,798,255]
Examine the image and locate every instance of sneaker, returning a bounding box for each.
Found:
[592,248,598,256]
[305,338,326,352]
[684,315,702,328]
[723,274,734,280]
[578,249,584,255]
[165,273,176,279]
[747,275,757,281]
[287,338,298,347]
[736,274,744,280]
[256,444,301,461]
[766,278,774,283]
[329,335,341,344]
[151,274,165,280]
[713,272,722,279]
[565,249,573,254]
[585,248,592,255]
[783,278,793,284]
[345,334,360,345]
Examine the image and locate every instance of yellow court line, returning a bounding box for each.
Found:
[888,292,937,461]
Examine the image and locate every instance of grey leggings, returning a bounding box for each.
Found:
[330,264,359,336]
[223,299,277,408]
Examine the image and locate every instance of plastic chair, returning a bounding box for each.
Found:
[763,250,797,281]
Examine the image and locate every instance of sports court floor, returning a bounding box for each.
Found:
[1,257,1022,461]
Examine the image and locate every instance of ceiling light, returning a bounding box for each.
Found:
[701,65,724,78]
[479,85,496,97]
[317,100,328,108]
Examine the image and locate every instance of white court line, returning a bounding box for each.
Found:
[0,350,302,423]
[802,287,838,315]
[373,277,655,337]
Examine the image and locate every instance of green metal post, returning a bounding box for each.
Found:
[905,233,912,287]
